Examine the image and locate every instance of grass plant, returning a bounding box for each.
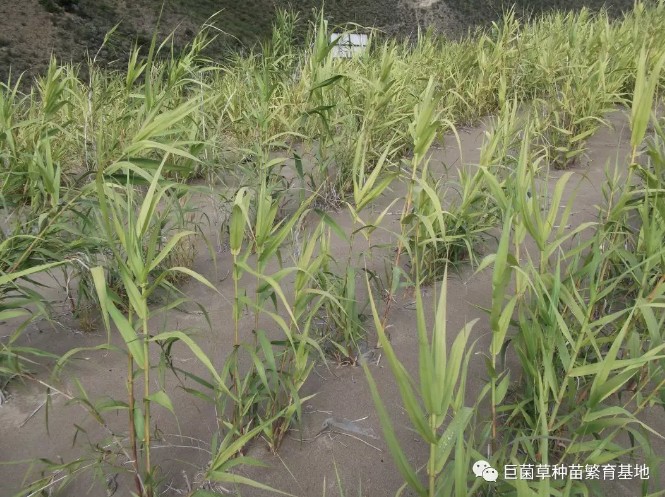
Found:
[363,268,480,497]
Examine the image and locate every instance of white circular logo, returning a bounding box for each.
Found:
[473,460,498,482]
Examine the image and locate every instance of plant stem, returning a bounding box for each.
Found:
[231,254,242,435]
[380,156,420,335]
[233,254,239,346]
[428,414,436,497]
[127,353,142,496]
[141,288,152,497]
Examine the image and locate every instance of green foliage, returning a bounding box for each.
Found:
[405,169,500,284]
[316,263,368,361]
[3,4,665,496]
[363,269,480,496]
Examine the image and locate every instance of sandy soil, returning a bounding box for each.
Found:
[1,109,663,497]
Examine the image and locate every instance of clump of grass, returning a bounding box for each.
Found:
[221,176,332,454]
[405,168,500,284]
[534,54,623,169]
[363,268,480,496]
[315,263,368,362]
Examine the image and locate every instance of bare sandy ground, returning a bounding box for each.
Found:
[1,109,663,497]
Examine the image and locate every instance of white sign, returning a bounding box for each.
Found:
[330,33,368,58]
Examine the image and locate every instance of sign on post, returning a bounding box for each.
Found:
[330,33,368,58]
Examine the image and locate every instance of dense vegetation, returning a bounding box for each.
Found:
[0,0,638,84]
[1,2,665,496]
